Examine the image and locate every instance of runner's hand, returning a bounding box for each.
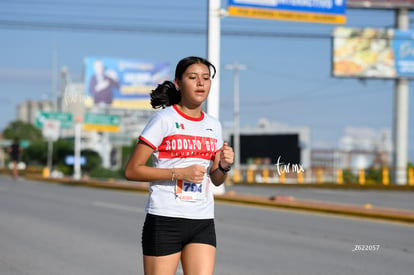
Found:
[178,165,206,184]
[220,142,234,169]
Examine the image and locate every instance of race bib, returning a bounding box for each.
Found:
[176,174,210,201]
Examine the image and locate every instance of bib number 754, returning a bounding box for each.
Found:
[175,175,210,201]
[184,182,202,193]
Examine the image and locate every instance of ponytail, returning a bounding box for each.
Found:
[150,80,181,109]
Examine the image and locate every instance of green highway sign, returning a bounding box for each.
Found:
[84,114,120,125]
[83,114,121,132]
[35,111,73,129]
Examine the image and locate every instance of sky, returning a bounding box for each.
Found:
[0,0,413,162]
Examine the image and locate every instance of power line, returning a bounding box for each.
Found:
[0,19,336,39]
[2,0,204,11]
[0,12,204,27]
[0,20,206,35]
[1,19,412,40]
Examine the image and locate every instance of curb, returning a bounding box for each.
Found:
[25,175,414,224]
[231,182,414,191]
[26,175,150,194]
[214,193,414,224]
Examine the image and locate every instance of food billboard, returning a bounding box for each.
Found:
[332,27,414,78]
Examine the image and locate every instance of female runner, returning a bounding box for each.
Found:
[125,56,234,275]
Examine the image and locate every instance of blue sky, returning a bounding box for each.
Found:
[0,0,413,162]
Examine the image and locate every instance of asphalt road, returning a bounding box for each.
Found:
[1,176,413,275]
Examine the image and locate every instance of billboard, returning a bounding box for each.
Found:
[332,27,414,78]
[231,134,300,165]
[227,0,346,25]
[84,57,170,109]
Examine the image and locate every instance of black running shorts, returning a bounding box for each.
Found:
[142,213,216,256]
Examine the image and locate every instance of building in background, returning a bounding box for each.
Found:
[338,127,392,170]
[311,127,392,181]
[17,100,53,125]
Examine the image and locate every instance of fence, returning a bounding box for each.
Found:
[229,165,414,185]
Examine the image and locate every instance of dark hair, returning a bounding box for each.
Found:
[150,56,216,109]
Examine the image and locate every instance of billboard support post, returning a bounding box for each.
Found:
[52,42,58,112]
[393,8,409,185]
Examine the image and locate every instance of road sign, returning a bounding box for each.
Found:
[35,111,73,129]
[83,113,121,132]
[42,119,61,141]
[227,0,346,25]
[65,155,86,166]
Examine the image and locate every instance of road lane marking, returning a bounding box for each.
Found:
[92,201,144,214]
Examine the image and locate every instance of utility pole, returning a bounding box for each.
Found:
[207,0,227,194]
[60,66,68,113]
[225,62,247,173]
[207,0,226,119]
[52,42,58,112]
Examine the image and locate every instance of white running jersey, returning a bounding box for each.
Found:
[139,105,224,219]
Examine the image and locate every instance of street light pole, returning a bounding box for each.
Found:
[225,62,247,172]
[208,0,229,195]
[207,0,221,119]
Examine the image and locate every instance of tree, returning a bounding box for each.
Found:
[53,140,73,165]
[22,140,73,167]
[81,149,102,174]
[120,139,152,170]
[3,120,42,141]
[22,139,104,175]
[21,140,48,166]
